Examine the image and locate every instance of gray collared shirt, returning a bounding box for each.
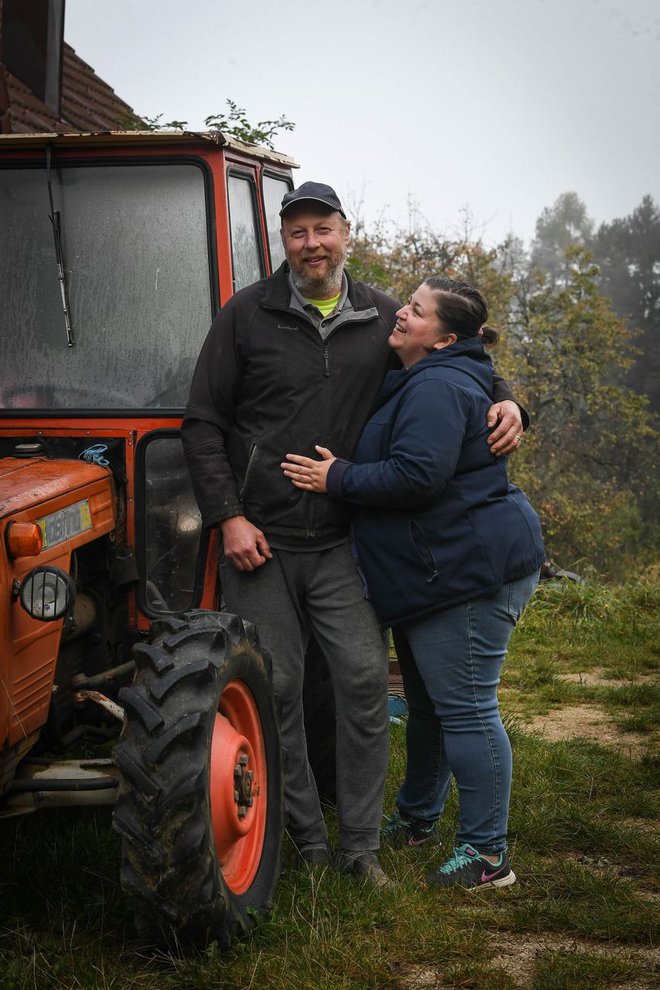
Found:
[287,273,352,341]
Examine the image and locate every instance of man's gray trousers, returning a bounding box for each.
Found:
[220,542,389,852]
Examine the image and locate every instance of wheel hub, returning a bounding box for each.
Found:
[233,753,254,818]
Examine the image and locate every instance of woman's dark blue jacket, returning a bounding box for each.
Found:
[326,337,545,627]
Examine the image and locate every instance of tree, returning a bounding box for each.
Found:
[509,246,658,571]
[530,192,593,286]
[592,196,660,412]
[347,208,515,325]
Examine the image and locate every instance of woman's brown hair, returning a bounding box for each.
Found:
[424,276,498,345]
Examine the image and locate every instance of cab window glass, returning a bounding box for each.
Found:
[262,174,292,271]
[227,173,263,291]
[141,434,202,614]
[0,163,212,410]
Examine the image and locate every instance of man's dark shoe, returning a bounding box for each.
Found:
[334,849,392,888]
[295,843,331,870]
[381,808,439,848]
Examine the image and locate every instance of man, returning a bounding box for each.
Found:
[182,181,523,884]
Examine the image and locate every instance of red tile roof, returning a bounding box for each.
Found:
[0,42,144,133]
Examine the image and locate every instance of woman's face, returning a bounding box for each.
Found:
[389,283,453,368]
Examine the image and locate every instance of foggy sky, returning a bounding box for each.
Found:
[63,0,660,246]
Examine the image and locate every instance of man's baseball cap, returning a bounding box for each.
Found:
[280,181,346,218]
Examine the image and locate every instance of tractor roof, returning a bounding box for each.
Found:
[0,129,298,169]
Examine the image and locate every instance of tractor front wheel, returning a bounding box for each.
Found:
[113,610,282,949]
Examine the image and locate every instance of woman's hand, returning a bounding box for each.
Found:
[282,445,336,493]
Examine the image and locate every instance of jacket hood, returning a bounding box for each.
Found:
[378,336,493,405]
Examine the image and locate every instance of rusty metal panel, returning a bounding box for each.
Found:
[0,463,116,747]
[0,457,112,520]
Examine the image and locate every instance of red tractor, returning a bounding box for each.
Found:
[0,128,295,947]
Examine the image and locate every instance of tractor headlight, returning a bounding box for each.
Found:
[19,566,76,621]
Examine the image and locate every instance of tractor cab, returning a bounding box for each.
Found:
[0,129,294,947]
[0,129,294,615]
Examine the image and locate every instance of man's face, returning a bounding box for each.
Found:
[281,206,350,299]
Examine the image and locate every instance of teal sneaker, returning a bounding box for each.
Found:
[426,843,516,889]
[381,808,439,848]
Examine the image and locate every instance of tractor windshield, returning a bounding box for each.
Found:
[0,161,213,411]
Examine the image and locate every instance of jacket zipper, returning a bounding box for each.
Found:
[239,442,259,500]
[410,522,439,583]
[267,299,379,378]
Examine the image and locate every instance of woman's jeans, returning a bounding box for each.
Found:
[392,571,540,854]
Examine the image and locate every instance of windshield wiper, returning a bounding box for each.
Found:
[46,145,75,347]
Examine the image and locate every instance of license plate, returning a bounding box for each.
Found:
[38,500,92,549]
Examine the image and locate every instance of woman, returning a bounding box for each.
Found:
[281,276,545,889]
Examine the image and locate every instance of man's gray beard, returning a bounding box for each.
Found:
[290,257,345,298]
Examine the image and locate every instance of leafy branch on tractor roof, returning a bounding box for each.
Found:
[204,99,295,149]
[129,99,295,150]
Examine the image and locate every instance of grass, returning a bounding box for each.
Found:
[501,574,660,722]
[0,575,658,989]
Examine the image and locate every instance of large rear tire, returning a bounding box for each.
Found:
[113,610,282,949]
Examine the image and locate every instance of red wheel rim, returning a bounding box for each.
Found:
[210,679,268,895]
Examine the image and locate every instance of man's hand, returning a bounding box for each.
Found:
[221,515,272,572]
[282,445,336,492]
[487,400,524,457]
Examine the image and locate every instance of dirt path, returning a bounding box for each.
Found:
[524,668,656,756]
